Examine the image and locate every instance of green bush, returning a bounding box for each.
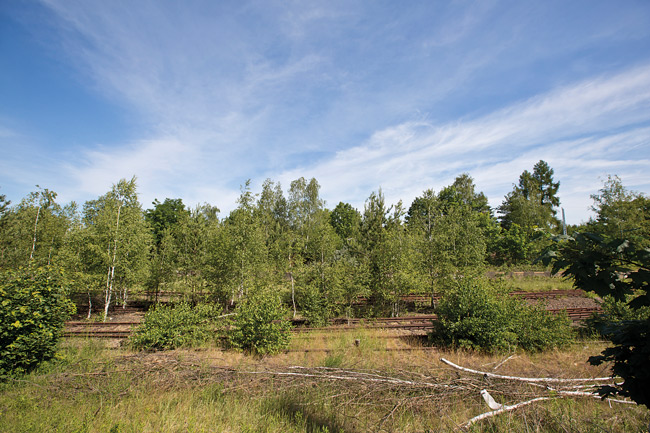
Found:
[129,302,219,350]
[228,289,291,355]
[430,278,573,352]
[585,295,650,336]
[0,267,75,377]
[297,283,336,327]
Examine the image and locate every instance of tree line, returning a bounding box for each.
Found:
[0,160,648,322]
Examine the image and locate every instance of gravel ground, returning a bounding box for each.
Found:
[529,295,601,310]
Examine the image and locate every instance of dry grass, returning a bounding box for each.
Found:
[0,333,647,432]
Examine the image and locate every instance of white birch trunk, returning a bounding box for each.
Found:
[29,205,41,264]
[289,252,296,318]
[87,292,92,320]
[103,203,122,322]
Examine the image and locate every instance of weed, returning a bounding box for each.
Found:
[0,330,647,432]
[322,352,345,368]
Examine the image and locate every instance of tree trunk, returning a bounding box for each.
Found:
[289,252,296,318]
[103,203,122,322]
[29,206,41,265]
[121,285,128,309]
[291,273,296,319]
[87,291,92,320]
[103,243,111,318]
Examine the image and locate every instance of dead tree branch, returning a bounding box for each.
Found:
[440,357,612,383]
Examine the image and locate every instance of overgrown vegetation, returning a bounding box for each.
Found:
[0,336,647,432]
[431,277,574,352]
[129,302,221,350]
[586,294,650,335]
[0,165,648,381]
[228,288,292,355]
[543,232,650,408]
[0,266,75,377]
[0,161,594,319]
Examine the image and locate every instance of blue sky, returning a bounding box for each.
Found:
[1,0,650,224]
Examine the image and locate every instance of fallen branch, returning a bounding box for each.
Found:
[288,366,447,387]
[526,382,636,405]
[463,396,553,429]
[243,367,450,388]
[552,389,635,404]
[493,354,516,371]
[463,384,636,429]
[440,358,612,383]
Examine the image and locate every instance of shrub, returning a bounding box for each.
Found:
[228,289,291,355]
[129,302,219,350]
[430,278,573,352]
[585,295,650,335]
[0,267,75,376]
[297,283,335,327]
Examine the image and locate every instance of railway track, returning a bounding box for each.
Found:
[63,305,602,339]
[355,289,586,305]
[90,289,588,313]
[509,289,586,300]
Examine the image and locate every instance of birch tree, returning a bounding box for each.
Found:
[175,203,219,301]
[408,176,488,295]
[82,177,151,321]
[588,175,650,247]
[144,198,190,298]
[209,181,267,306]
[0,187,67,270]
[360,190,418,315]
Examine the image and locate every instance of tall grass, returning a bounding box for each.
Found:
[0,335,647,432]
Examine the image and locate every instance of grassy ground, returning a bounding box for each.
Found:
[0,332,647,432]
[498,274,575,293]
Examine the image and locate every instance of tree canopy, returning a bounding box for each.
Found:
[2,165,648,328]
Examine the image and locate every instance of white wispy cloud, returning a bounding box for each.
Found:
[277,65,650,222]
[5,1,646,225]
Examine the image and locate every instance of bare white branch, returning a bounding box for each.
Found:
[440,358,613,383]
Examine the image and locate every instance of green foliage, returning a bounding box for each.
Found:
[542,232,650,407]
[588,320,650,408]
[585,295,650,334]
[329,202,361,243]
[0,187,72,270]
[360,192,421,315]
[228,289,291,355]
[144,198,192,294]
[490,223,548,265]
[297,282,334,327]
[588,175,650,248]
[130,302,220,350]
[288,177,323,234]
[543,233,649,304]
[430,278,573,352]
[80,177,152,317]
[408,177,489,292]
[493,162,563,265]
[210,181,270,304]
[498,160,560,232]
[174,204,218,299]
[437,173,490,214]
[144,198,189,244]
[0,267,75,376]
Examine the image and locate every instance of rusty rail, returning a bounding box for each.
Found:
[63,305,601,339]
